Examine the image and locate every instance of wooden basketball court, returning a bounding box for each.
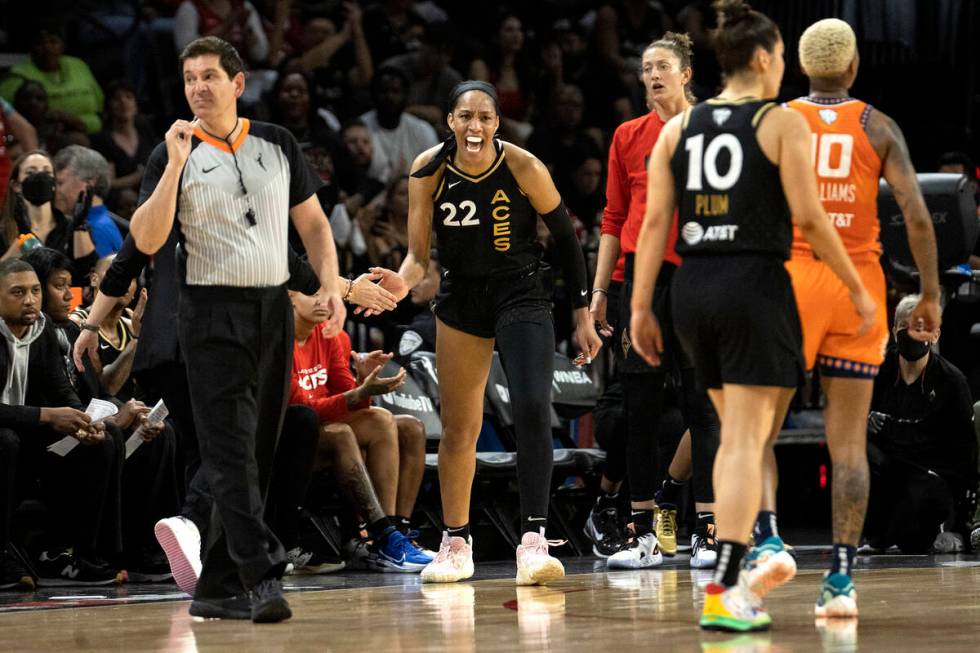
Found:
[1,552,978,651]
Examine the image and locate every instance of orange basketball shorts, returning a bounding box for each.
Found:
[786,256,889,378]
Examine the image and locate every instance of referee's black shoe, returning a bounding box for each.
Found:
[250,577,292,623]
[189,594,251,620]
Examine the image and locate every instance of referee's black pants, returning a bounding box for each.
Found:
[178,284,292,598]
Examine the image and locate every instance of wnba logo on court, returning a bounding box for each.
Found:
[682,222,705,245]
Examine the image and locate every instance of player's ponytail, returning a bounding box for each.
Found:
[710,0,780,77]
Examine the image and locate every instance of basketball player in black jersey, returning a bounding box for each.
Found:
[629,0,876,631]
[378,81,602,585]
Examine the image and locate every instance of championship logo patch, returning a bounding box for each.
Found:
[712,108,732,126]
[621,329,631,357]
[819,109,838,125]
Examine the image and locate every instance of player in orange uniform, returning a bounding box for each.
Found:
[746,19,941,618]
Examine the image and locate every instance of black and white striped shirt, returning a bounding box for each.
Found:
[138,119,322,287]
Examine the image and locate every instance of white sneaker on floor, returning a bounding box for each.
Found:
[690,525,718,569]
[154,516,201,596]
[607,532,663,570]
[421,533,474,583]
[515,530,565,586]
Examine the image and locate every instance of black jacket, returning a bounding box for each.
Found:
[0,319,82,429]
[870,347,978,493]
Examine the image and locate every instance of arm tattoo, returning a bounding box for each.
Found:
[338,460,386,524]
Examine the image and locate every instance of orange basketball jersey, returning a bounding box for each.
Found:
[788,97,882,263]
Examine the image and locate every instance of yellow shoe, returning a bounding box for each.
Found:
[656,506,678,557]
[700,573,772,632]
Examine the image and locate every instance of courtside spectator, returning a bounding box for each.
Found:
[52,146,125,257]
[383,22,463,130]
[0,259,122,586]
[287,289,430,572]
[0,99,38,206]
[866,295,979,553]
[0,150,98,283]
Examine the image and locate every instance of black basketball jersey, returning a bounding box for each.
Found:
[670,99,792,258]
[432,143,540,277]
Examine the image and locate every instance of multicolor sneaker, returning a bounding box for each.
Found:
[744,536,796,599]
[515,530,565,586]
[607,531,663,569]
[284,547,345,575]
[690,524,718,569]
[814,572,858,618]
[374,530,433,572]
[421,532,474,583]
[154,516,202,596]
[584,506,627,557]
[656,505,678,556]
[700,573,772,632]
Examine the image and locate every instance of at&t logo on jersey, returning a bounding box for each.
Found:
[681,222,739,245]
[298,366,328,390]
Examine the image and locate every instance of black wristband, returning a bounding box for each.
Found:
[80,323,99,332]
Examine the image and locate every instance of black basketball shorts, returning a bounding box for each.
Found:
[670,254,804,390]
[432,265,553,338]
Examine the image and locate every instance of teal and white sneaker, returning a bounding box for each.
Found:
[744,536,796,599]
[375,530,433,573]
[814,572,858,618]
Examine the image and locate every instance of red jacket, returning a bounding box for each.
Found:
[290,326,369,423]
[602,111,680,282]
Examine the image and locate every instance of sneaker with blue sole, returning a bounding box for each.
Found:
[374,530,433,573]
[744,536,796,599]
[814,572,858,618]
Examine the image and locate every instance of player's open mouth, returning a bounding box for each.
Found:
[465,136,483,153]
[651,83,665,92]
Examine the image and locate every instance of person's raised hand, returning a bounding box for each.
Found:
[358,365,406,397]
[351,349,392,381]
[164,118,197,170]
[131,288,148,338]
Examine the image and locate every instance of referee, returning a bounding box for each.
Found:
[127,37,345,622]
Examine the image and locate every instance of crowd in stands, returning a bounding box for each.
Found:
[0,0,978,590]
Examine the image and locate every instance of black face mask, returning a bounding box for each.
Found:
[896,328,930,361]
[20,171,55,206]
